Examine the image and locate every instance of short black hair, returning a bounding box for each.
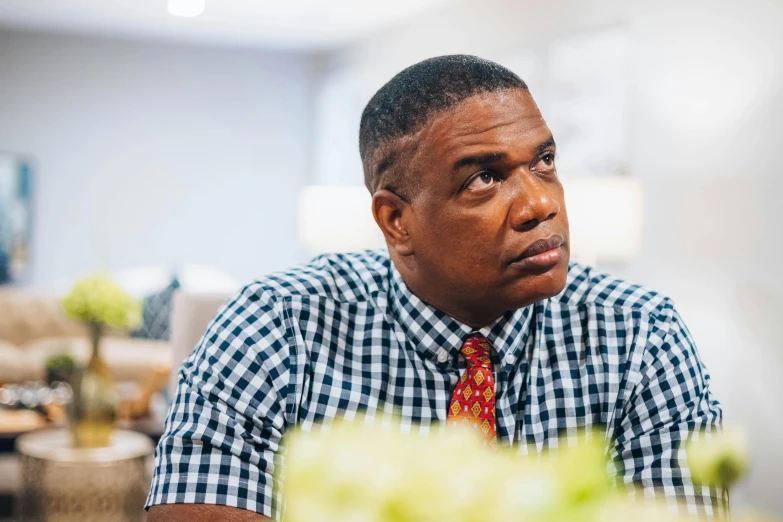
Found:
[359,54,528,199]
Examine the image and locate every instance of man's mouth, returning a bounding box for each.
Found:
[508,235,565,271]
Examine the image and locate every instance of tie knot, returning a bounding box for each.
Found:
[460,335,492,369]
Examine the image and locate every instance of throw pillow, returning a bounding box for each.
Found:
[131,278,180,341]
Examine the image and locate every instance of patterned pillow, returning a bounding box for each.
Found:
[131,278,180,340]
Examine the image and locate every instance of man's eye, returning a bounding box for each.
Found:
[533,153,556,173]
[466,172,497,192]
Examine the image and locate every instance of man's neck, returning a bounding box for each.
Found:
[396,269,505,329]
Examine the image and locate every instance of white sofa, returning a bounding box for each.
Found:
[0,289,171,385]
[168,290,233,395]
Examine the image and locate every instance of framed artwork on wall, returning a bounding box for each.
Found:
[0,152,33,284]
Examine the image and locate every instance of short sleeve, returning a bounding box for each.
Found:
[146,285,292,520]
[611,301,725,518]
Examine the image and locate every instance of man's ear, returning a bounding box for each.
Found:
[372,189,414,257]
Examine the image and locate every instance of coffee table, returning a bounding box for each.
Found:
[0,410,47,520]
[15,429,153,522]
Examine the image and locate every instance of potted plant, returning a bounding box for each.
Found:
[62,274,141,448]
[44,353,77,385]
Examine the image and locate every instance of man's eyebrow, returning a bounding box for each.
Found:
[536,136,556,156]
[452,152,507,172]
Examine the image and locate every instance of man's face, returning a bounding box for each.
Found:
[399,89,570,325]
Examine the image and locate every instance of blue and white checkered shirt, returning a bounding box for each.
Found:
[146,249,723,519]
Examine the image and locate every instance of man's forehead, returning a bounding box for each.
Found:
[416,90,550,160]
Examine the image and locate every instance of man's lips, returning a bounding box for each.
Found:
[508,235,565,270]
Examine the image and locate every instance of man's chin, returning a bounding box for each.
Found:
[504,261,569,308]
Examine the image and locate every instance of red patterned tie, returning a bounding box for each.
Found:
[447,334,497,446]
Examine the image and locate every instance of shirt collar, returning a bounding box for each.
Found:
[388,261,533,365]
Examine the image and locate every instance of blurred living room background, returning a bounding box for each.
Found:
[0,0,781,519]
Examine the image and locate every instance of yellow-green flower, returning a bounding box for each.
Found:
[686,427,749,487]
[62,274,142,330]
[548,430,611,507]
[282,418,759,522]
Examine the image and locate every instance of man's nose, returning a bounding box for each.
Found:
[508,173,560,232]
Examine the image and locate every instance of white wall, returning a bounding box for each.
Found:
[325,0,783,514]
[0,30,314,288]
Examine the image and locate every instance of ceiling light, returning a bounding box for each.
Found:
[167,0,206,18]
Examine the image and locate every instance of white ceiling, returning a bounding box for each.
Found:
[0,0,459,50]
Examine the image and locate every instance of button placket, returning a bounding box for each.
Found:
[494,370,513,445]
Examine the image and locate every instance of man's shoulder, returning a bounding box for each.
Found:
[244,249,392,306]
[552,263,673,318]
[201,251,391,351]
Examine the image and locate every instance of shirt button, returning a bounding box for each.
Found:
[436,348,449,363]
[504,353,516,365]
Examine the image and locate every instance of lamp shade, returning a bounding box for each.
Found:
[561,177,643,264]
[298,185,384,254]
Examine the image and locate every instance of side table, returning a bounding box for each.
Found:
[0,410,49,520]
[15,429,153,522]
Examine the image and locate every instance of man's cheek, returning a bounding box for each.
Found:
[430,219,472,245]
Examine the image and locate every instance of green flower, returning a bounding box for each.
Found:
[282,419,759,522]
[62,274,142,330]
[45,353,77,372]
[686,427,749,488]
[549,431,611,507]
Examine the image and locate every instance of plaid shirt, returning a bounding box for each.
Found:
[147,249,723,519]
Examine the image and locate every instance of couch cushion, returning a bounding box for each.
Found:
[131,277,180,341]
[99,337,173,382]
[21,337,172,383]
[0,290,85,346]
[0,340,29,384]
[169,291,232,394]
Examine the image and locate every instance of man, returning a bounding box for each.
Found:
[147,55,722,521]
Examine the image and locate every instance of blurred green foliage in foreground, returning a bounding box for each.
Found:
[283,420,759,521]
